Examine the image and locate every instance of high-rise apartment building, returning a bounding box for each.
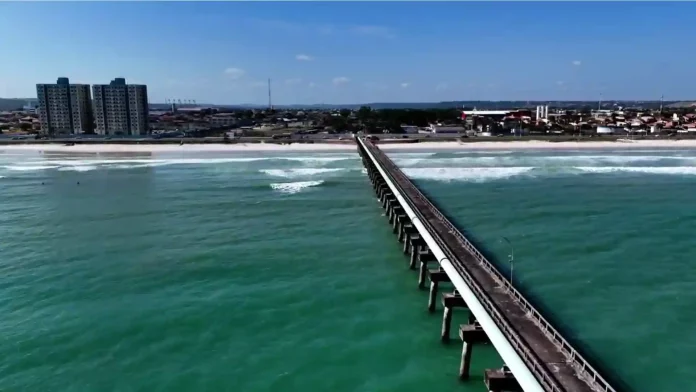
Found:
[36,77,94,135]
[92,78,149,135]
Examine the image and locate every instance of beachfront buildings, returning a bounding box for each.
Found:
[92,78,149,135]
[36,77,94,135]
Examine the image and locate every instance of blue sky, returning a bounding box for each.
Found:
[0,2,693,104]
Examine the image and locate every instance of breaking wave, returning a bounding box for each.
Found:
[402,167,534,182]
[575,166,696,175]
[283,156,356,164]
[393,154,696,168]
[401,165,696,182]
[57,166,98,172]
[270,180,324,194]
[4,165,60,171]
[260,168,346,178]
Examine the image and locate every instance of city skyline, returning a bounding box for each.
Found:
[36,77,149,136]
[2,2,695,104]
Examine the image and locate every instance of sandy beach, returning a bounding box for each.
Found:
[3,139,696,153]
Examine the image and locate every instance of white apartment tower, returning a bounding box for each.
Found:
[92,78,149,135]
[36,77,94,135]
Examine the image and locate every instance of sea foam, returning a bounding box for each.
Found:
[402,167,534,182]
[575,166,696,175]
[261,168,345,178]
[270,180,324,194]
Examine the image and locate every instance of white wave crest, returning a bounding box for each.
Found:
[576,166,696,175]
[545,155,687,164]
[454,151,513,155]
[388,152,436,158]
[23,157,265,168]
[283,156,355,163]
[392,158,426,166]
[402,167,534,182]
[270,180,324,194]
[4,165,59,171]
[394,154,696,168]
[110,162,172,169]
[57,165,98,172]
[261,168,344,178]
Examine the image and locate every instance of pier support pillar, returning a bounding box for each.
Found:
[441,292,467,343]
[371,173,379,187]
[393,213,404,234]
[382,195,394,210]
[459,341,473,380]
[402,230,418,256]
[408,243,420,270]
[427,270,450,312]
[484,366,521,392]
[458,322,490,380]
[428,280,439,313]
[418,249,436,289]
[400,223,413,247]
[379,184,389,201]
[418,260,428,288]
[441,305,453,342]
[398,220,406,243]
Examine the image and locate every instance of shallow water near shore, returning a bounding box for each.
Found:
[1,147,695,391]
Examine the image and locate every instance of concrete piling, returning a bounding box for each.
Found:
[408,243,419,270]
[417,248,436,289]
[441,292,467,343]
[428,280,439,313]
[458,322,490,380]
[484,366,522,392]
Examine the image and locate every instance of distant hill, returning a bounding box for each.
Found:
[0,98,27,111]
[666,101,696,108]
[166,100,690,111]
[5,98,695,112]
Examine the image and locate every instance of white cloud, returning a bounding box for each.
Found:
[285,78,302,85]
[295,54,314,61]
[332,77,350,86]
[435,82,449,91]
[308,82,317,88]
[400,82,410,88]
[572,60,581,66]
[556,81,565,86]
[223,67,245,79]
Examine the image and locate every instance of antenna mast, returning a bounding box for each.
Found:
[660,94,664,114]
[268,78,272,110]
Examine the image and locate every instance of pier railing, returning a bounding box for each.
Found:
[363,140,616,392]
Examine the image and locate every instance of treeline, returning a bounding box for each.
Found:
[319,107,463,133]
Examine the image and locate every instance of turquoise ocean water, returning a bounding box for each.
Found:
[1,146,695,391]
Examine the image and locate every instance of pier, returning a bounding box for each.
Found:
[356,136,620,392]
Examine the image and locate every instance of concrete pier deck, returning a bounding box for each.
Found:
[356,137,622,392]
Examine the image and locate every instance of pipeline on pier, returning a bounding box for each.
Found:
[356,136,621,392]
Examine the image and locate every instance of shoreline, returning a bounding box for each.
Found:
[2,139,696,153]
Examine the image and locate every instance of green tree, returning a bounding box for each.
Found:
[357,106,372,121]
